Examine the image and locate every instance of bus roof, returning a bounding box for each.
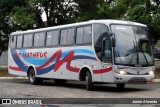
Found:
[10,19,147,36]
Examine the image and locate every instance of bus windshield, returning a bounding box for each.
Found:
[111,25,154,66]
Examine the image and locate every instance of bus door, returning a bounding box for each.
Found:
[101,36,113,82]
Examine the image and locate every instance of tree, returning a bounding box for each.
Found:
[120,0,160,43]
[30,0,77,27]
[0,0,27,56]
[11,5,45,30]
[0,0,78,55]
[73,0,100,21]
[93,0,160,42]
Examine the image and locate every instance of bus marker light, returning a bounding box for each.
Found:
[92,65,96,68]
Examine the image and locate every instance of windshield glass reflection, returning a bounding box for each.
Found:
[111,25,153,66]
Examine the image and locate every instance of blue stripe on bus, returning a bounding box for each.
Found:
[72,55,95,60]
[36,64,54,75]
[18,49,94,65]
[11,50,28,72]
[74,49,94,55]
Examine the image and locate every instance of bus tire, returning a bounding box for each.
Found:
[86,71,93,90]
[116,83,125,90]
[54,79,67,85]
[28,69,43,85]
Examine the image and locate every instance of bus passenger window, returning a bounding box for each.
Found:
[34,32,45,47]
[46,30,59,46]
[83,26,91,44]
[39,32,45,47]
[76,26,92,44]
[23,35,28,47]
[76,27,83,44]
[10,36,16,48]
[23,34,33,48]
[28,34,33,47]
[60,28,74,45]
[67,28,74,45]
[52,31,59,46]
[60,30,67,45]
[46,31,52,46]
[17,35,23,48]
[34,33,39,47]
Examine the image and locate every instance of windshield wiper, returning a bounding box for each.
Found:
[140,49,149,65]
[128,41,137,65]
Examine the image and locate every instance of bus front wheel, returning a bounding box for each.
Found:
[116,83,125,90]
[86,71,93,90]
[28,69,43,85]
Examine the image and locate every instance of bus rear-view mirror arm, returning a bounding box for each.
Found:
[95,32,116,49]
[95,32,108,51]
[111,33,116,47]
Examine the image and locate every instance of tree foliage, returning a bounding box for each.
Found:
[118,0,160,43]
[29,0,77,26]
[11,6,38,29]
[0,0,26,56]
[74,0,160,43]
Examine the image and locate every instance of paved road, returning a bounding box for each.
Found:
[0,79,159,98]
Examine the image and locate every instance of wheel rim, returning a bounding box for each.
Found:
[29,70,35,82]
[86,76,88,88]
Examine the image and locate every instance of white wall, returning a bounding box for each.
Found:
[0,51,8,67]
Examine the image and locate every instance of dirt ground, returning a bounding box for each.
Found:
[0,68,16,77]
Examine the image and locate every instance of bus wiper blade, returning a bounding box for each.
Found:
[141,50,149,65]
[128,41,137,65]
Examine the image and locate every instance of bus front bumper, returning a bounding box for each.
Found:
[114,74,154,84]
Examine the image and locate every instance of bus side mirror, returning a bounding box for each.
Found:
[110,33,116,47]
[112,36,115,47]
[105,32,116,47]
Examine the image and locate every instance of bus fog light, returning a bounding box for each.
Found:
[116,70,126,75]
[149,71,154,75]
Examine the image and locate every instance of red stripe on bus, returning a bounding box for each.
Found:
[93,67,112,74]
[36,50,62,69]
[9,66,22,71]
[54,50,80,72]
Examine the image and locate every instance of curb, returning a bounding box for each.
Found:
[153,79,160,83]
[0,77,28,79]
[0,77,160,82]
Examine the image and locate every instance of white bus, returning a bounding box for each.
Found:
[8,20,155,90]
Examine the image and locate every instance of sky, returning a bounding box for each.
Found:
[42,11,47,22]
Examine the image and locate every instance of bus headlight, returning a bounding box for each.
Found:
[115,70,126,75]
[149,71,154,76]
